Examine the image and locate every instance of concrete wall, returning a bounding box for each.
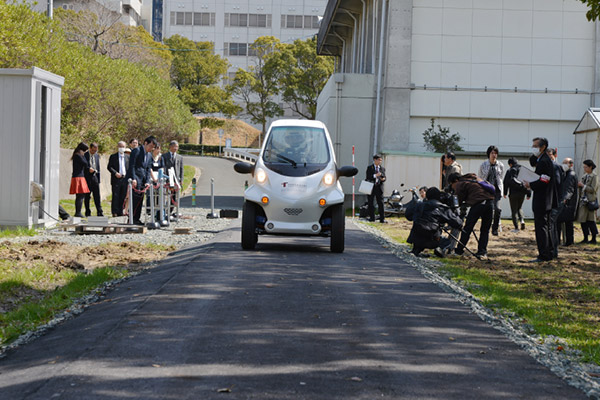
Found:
[407,0,594,158]
[59,149,112,201]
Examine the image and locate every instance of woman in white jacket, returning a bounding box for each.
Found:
[478,145,505,235]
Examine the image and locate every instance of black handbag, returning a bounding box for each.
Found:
[587,199,600,211]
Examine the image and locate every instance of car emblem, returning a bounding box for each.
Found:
[282,182,288,187]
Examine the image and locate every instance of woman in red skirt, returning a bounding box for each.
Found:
[70,142,91,218]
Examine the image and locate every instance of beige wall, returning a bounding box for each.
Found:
[316,73,376,193]
[59,148,112,201]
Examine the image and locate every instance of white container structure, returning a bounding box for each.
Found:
[574,108,600,179]
[0,67,64,228]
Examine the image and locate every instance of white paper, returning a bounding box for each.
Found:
[517,166,540,183]
[358,180,374,195]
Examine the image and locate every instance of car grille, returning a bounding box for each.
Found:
[284,208,303,216]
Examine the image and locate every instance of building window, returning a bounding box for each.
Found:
[225,13,271,28]
[170,12,215,26]
[281,14,319,29]
[225,42,248,56]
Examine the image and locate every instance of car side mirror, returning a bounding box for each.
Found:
[337,166,358,177]
[234,162,255,175]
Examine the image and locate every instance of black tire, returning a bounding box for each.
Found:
[330,204,345,253]
[241,201,258,250]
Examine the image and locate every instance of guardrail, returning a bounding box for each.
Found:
[223,148,259,162]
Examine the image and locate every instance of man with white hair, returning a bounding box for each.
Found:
[107,141,130,217]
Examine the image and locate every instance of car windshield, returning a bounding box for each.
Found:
[262,127,330,176]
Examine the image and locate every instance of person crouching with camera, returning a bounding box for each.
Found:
[448,172,495,260]
[406,187,463,257]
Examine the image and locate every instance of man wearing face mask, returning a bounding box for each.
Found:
[558,158,578,246]
[107,141,130,217]
[522,137,559,261]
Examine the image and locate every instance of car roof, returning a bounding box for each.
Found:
[269,119,326,129]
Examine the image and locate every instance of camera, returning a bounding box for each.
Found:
[439,192,459,210]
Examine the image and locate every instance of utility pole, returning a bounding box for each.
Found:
[47,0,53,18]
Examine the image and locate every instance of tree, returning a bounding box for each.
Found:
[279,37,335,120]
[228,36,288,143]
[422,118,463,153]
[55,8,172,78]
[579,0,600,20]
[0,1,197,149]
[54,1,121,54]
[165,35,240,127]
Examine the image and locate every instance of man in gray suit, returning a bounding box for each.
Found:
[84,143,104,217]
[162,140,184,216]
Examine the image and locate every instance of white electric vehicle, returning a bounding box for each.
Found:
[234,120,358,252]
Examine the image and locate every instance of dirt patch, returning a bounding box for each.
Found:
[0,241,174,314]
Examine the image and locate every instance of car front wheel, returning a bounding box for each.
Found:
[330,204,345,253]
[241,201,258,250]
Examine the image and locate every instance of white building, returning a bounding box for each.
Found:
[30,0,145,29]
[161,0,327,116]
[316,0,598,178]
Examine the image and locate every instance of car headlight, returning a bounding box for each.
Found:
[256,168,267,184]
[322,171,335,186]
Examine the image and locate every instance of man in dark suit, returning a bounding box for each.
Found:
[162,140,184,217]
[365,154,386,223]
[523,137,559,261]
[107,141,130,217]
[84,143,103,217]
[126,136,157,224]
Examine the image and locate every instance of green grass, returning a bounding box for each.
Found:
[0,227,36,238]
[183,165,195,193]
[440,258,600,364]
[0,266,126,345]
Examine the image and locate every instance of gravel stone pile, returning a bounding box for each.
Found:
[8,207,234,249]
[356,220,600,399]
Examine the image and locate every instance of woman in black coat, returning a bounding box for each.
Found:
[70,142,90,218]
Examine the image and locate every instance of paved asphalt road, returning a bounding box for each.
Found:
[180,156,248,209]
[0,219,586,399]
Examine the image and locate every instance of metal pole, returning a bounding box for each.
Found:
[47,0,53,19]
[191,177,197,206]
[175,187,180,223]
[352,145,355,219]
[159,177,169,226]
[127,179,134,225]
[147,183,158,229]
[207,178,219,219]
[210,178,216,217]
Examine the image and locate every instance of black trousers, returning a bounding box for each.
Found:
[491,192,502,232]
[509,193,526,229]
[457,200,493,256]
[368,184,385,222]
[534,209,554,260]
[84,176,103,216]
[131,190,145,223]
[111,178,128,216]
[558,220,574,246]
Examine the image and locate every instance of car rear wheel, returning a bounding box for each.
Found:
[241,201,258,250]
[330,204,345,253]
